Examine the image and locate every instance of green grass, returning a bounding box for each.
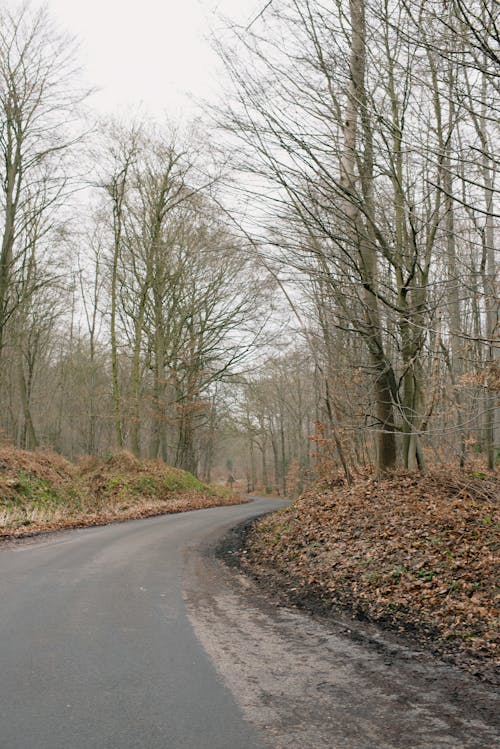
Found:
[0,472,68,508]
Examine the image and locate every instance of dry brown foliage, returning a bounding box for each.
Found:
[0,448,244,538]
[0,446,76,483]
[243,467,499,672]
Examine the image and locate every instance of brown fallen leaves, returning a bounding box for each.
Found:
[243,467,499,671]
[0,447,245,539]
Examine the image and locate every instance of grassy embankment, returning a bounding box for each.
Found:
[242,468,499,674]
[0,447,243,539]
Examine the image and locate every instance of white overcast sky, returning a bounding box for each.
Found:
[44,0,262,119]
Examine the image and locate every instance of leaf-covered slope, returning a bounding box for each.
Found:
[243,469,499,668]
[0,448,242,538]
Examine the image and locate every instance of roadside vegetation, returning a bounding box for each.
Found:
[0,447,242,539]
[242,467,499,679]
[0,0,497,681]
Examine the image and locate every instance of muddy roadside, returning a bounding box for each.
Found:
[184,515,499,749]
[218,515,499,686]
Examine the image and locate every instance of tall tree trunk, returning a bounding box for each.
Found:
[130,300,146,457]
[260,438,269,489]
[469,62,498,469]
[201,397,217,483]
[176,405,197,475]
[149,294,167,459]
[444,143,466,466]
[481,164,498,469]
[0,95,22,362]
[341,0,396,473]
[279,413,287,496]
[17,352,38,450]
[109,172,127,450]
[481,122,498,468]
[248,436,256,493]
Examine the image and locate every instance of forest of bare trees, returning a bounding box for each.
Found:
[0,1,497,488]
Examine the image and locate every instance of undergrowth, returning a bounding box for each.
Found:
[0,448,243,536]
[242,466,499,674]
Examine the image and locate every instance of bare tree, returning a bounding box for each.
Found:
[0,3,87,360]
[215,0,498,472]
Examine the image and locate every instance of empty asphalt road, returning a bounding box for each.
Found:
[1,498,498,749]
[0,498,285,749]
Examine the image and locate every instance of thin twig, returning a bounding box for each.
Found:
[246,0,273,30]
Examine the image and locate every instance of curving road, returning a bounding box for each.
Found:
[0,498,284,749]
[1,497,498,749]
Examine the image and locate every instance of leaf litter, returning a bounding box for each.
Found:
[242,468,499,681]
[0,447,244,539]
